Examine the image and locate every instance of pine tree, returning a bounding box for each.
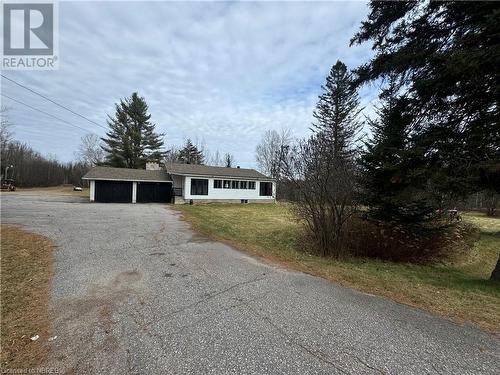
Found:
[352,1,500,198]
[102,93,164,168]
[283,61,362,256]
[361,85,439,229]
[312,60,362,160]
[491,256,500,281]
[224,153,234,168]
[178,139,204,164]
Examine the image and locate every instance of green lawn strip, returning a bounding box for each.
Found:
[175,203,500,333]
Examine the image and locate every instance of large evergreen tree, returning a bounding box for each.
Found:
[177,139,204,164]
[281,61,362,256]
[102,93,164,169]
[351,1,500,198]
[361,83,439,229]
[312,60,362,160]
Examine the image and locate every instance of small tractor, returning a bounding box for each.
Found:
[1,178,16,191]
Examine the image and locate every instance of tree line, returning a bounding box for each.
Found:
[254,1,499,269]
[0,111,87,187]
[1,90,238,189]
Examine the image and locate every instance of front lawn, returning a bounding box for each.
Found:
[176,203,500,333]
[1,225,54,369]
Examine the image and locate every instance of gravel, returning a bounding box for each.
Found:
[2,193,499,374]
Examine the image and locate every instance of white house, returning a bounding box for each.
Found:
[82,163,275,204]
[166,162,275,204]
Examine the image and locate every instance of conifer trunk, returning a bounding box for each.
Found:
[491,255,500,281]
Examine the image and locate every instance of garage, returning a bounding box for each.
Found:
[137,182,172,203]
[82,166,173,204]
[95,180,133,203]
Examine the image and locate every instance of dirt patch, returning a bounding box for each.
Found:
[11,186,89,198]
[112,270,142,287]
[0,225,54,370]
[46,269,144,374]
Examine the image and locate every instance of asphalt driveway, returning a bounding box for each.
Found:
[1,193,499,374]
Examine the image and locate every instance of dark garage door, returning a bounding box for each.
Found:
[137,182,172,203]
[95,180,133,203]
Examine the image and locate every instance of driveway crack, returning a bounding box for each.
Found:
[245,304,350,374]
[164,275,267,319]
[246,304,386,374]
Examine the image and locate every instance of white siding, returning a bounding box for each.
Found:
[182,175,275,201]
[89,180,95,201]
[132,182,137,203]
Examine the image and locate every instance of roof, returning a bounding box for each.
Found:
[165,163,271,179]
[82,167,172,182]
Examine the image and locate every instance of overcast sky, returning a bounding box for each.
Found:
[1,1,377,168]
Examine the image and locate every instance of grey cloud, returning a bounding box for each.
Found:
[1,1,373,167]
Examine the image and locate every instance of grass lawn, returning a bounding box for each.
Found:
[176,203,500,333]
[1,225,54,369]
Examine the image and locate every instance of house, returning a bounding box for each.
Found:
[82,163,275,204]
[166,162,275,204]
[82,167,173,203]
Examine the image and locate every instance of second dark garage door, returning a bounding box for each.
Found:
[95,180,133,203]
[137,182,172,203]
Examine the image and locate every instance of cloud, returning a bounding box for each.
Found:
[1,1,374,167]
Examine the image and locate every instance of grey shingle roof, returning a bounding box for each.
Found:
[83,164,271,181]
[165,163,270,179]
[82,167,172,182]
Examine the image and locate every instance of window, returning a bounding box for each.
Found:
[249,181,256,190]
[191,179,208,195]
[231,180,239,189]
[223,180,231,189]
[214,179,222,189]
[240,181,247,189]
[259,182,273,196]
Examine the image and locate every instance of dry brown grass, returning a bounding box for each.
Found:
[1,225,54,369]
[9,185,89,197]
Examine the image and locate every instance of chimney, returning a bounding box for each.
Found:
[145,162,160,170]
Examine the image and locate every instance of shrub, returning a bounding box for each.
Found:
[341,216,479,262]
[295,210,478,262]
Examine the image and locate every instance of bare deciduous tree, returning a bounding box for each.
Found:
[280,60,361,257]
[209,150,223,166]
[204,149,225,167]
[2,140,88,187]
[282,136,358,257]
[77,133,104,166]
[0,106,13,150]
[163,145,180,164]
[255,128,292,178]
